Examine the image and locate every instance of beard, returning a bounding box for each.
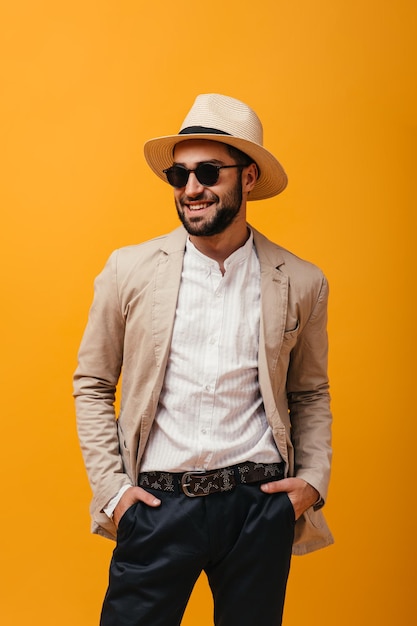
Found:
[175,176,243,237]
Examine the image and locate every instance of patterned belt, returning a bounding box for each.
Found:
[138,461,285,498]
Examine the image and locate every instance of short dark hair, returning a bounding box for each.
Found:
[225,144,259,177]
[226,144,254,166]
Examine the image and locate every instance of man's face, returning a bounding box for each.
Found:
[172,140,245,237]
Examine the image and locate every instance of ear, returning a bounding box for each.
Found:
[242,162,258,193]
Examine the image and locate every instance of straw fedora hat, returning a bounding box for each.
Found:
[143,94,287,201]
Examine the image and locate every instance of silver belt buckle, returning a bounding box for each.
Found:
[181,470,207,497]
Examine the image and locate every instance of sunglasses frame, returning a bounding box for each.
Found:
[163,163,244,188]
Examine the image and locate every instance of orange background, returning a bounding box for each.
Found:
[1,1,416,624]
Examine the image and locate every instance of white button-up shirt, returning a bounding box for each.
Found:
[140,230,281,472]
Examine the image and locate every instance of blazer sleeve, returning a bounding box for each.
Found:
[73,251,133,517]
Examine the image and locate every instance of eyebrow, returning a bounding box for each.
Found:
[172,159,227,167]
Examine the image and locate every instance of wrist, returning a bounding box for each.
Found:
[103,484,133,520]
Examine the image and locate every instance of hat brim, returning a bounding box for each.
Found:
[143,134,287,201]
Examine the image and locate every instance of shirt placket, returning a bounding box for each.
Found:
[195,267,225,468]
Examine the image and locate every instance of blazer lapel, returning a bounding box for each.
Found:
[253,228,288,387]
[252,228,290,459]
[152,227,187,371]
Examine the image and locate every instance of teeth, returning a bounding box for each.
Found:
[188,203,210,211]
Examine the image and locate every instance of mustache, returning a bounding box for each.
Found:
[178,191,219,204]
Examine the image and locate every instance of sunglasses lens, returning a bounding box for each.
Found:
[165,166,188,188]
[164,164,221,187]
[195,164,219,186]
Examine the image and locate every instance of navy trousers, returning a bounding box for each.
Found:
[100,484,295,626]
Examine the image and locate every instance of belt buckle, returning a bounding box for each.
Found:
[181,470,208,497]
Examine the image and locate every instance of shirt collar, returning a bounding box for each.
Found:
[185,228,254,270]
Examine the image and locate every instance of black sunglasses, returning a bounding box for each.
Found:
[163,163,244,188]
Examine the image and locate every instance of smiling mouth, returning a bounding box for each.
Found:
[185,202,213,212]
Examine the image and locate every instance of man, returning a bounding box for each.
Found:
[74,93,333,626]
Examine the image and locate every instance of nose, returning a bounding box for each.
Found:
[184,171,204,197]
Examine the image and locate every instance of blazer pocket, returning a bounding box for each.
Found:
[304,506,328,530]
[281,320,300,353]
[284,320,299,335]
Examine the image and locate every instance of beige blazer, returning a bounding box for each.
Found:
[74,226,333,555]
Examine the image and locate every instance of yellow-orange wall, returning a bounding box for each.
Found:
[1,1,415,624]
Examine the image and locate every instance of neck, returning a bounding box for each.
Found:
[189,221,250,275]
